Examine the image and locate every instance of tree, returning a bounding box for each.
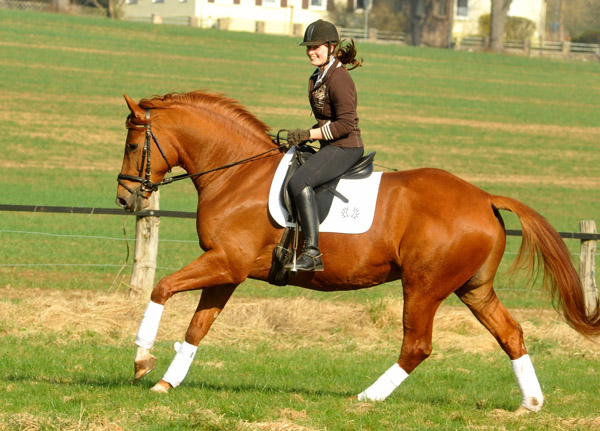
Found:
[403,0,454,47]
[72,0,124,18]
[558,0,600,40]
[489,0,513,51]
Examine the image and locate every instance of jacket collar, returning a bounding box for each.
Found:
[311,58,340,89]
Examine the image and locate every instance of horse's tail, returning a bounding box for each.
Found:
[491,195,600,338]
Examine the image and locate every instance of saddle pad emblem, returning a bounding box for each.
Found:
[268,147,383,234]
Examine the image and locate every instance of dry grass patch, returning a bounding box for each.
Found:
[460,173,598,189]
[0,412,125,431]
[1,287,598,358]
[364,112,600,140]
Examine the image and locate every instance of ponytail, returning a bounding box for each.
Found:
[335,39,363,71]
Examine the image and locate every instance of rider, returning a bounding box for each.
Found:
[286,19,364,272]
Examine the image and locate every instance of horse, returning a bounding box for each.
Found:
[116,90,600,412]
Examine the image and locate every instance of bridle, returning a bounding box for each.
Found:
[117,108,287,199]
[117,109,172,196]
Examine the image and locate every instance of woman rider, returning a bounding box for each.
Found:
[286,19,364,272]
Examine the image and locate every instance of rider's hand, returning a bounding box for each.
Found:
[287,129,311,147]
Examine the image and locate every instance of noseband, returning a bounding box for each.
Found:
[117,109,287,199]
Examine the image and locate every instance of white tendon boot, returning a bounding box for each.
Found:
[136,301,164,349]
[511,354,544,412]
[161,341,198,388]
[358,363,409,402]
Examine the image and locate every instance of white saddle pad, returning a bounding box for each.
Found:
[268,147,383,234]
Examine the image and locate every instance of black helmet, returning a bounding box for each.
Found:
[299,20,339,46]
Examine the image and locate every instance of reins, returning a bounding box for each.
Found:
[117,110,288,197]
[117,111,397,198]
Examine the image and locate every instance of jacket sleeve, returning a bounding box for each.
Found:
[320,68,358,141]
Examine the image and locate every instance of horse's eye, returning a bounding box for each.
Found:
[127,143,139,151]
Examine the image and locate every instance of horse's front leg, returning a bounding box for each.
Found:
[133,249,248,385]
[150,284,237,393]
[358,287,443,402]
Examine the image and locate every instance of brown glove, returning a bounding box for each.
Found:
[287,129,311,147]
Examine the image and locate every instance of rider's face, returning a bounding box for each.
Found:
[306,44,331,67]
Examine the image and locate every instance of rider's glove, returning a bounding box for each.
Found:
[287,129,311,147]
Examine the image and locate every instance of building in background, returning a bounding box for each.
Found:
[453,0,546,41]
[123,0,335,36]
[123,0,547,42]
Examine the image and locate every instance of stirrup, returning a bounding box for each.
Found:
[286,250,324,272]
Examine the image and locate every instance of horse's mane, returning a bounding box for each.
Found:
[132,91,270,138]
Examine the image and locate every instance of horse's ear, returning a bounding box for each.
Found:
[123,94,145,120]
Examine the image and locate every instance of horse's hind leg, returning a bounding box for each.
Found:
[455,280,544,413]
[149,284,237,393]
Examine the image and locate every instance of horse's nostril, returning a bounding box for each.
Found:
[117,197,128,208]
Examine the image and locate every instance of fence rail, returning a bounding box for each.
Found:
[459,36,600,58]
[339,27,406,44]
[1,203,597,309]
[1,204,597,240]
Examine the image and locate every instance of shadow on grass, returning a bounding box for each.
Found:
[4,372,356,399]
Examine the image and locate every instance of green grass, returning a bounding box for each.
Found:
[0,9,599,430]
[1,9,596,291]
[1,332,599,430]
[0,5,597,306]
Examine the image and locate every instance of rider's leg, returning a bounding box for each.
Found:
[287,145,363,272]
[290,186,323,271]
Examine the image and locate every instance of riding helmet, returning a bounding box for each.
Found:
[299,20,339,46]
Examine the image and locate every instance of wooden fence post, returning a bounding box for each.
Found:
[579,220,598,315]
[130,191,160,297]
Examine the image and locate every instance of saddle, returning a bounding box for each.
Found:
[268,148,376,286]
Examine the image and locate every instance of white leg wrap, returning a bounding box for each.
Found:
[162,341,198,388]
[511,354,544,412]
[358,363,409,402]
[136,301,164,350]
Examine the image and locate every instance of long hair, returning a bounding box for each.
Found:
[335,39,363,71]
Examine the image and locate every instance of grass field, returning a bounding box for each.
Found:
[0,8,599,431]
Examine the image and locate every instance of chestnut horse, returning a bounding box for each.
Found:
[116,91,599,412]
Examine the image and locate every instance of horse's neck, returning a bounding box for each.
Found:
[176,116,279,194]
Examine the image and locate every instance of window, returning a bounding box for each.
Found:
[311,0,323,7]
[456,0,468,17]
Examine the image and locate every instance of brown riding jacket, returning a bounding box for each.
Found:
[308,59,363,149]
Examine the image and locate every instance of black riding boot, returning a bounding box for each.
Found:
[287,186,324,272]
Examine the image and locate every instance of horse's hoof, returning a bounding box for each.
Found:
[134,354,156,380]
[150,380,171,393]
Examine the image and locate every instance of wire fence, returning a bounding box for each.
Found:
[1,205,597,296]
[0,227,196,272]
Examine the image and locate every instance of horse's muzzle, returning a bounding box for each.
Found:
[116,188,150,212]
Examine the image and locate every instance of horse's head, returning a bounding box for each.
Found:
[116,95,174,212]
